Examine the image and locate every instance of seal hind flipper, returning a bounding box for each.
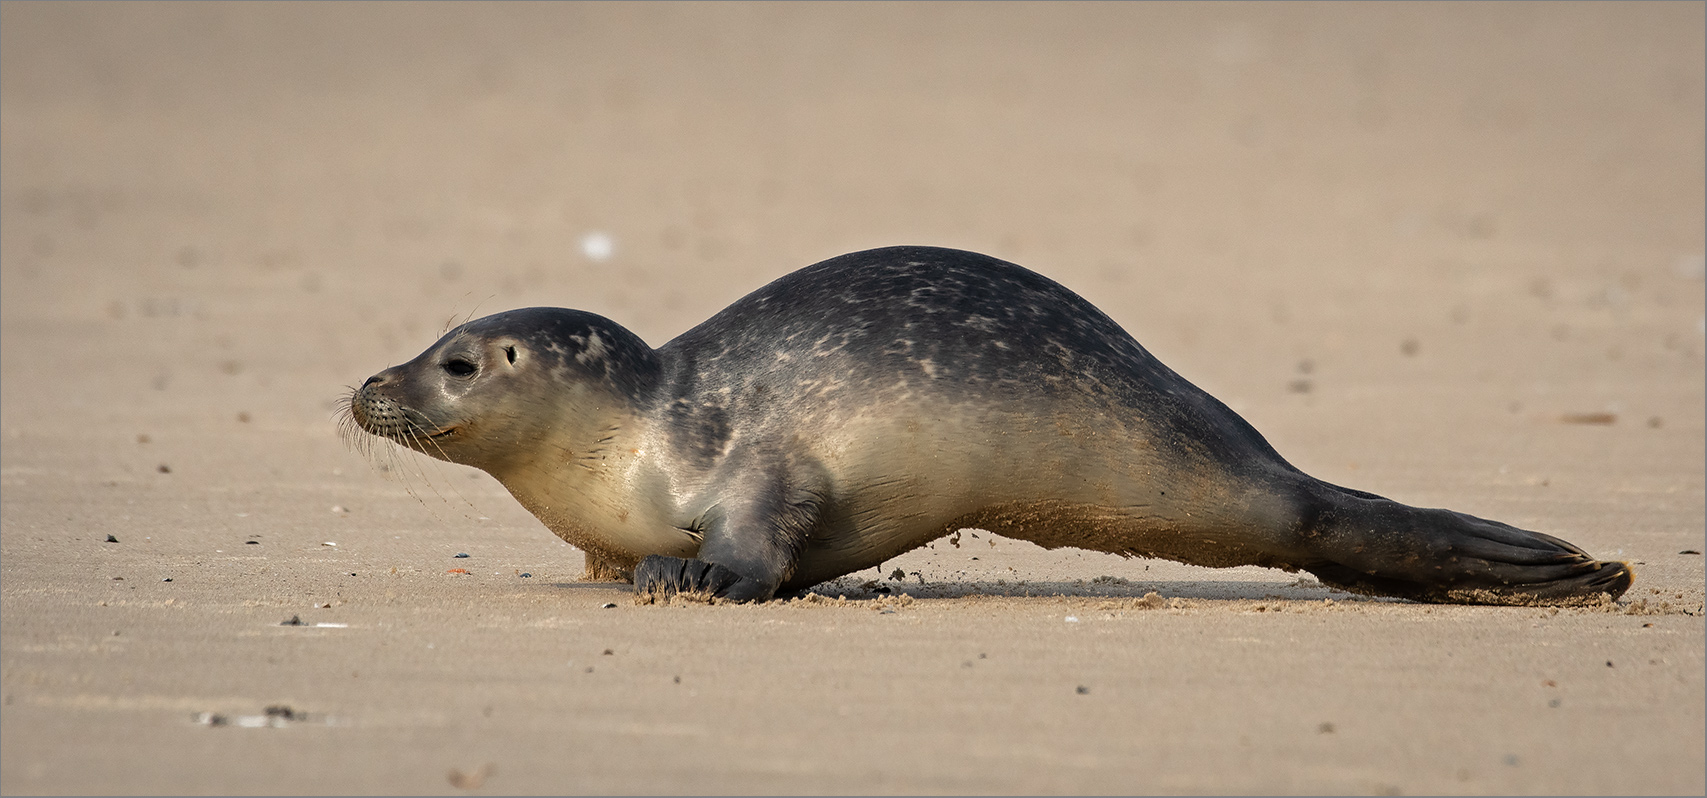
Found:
[1299,488,1633,605]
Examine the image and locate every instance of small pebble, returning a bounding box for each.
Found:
[1075,686,1089,695]
[161,577,173,582]
[105,534,119,543]
[1064,615,1080,623]
[244,540,258,545]
[157,464,171,474]
[280,615,304,626]
[519,572,532,578]
[454,552,469,558]
[601,602,617,609]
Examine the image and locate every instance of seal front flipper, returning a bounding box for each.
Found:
[1298,486,1634,605]
[634,455,828,604]
[633,555,764,602]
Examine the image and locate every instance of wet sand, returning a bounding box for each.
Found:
[2,3,1702,794]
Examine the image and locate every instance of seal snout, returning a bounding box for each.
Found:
[348,373,415,439]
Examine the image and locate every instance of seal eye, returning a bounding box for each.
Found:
[443,359,477,377]
[504,346,517,364]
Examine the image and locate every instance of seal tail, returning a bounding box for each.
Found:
[1297,486,1634,606]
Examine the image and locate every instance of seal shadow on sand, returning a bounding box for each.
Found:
[548,573,1399,604]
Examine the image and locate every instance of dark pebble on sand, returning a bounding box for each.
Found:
[1681,550,1701,555]
[519,572,532,578]
[245,540,258,545]
[158,464,171,473]
[601,602,616,608]
[161,577,172,582]
[1075,686,1089,695]
[454,552,469,558]
[105,534,119,543]
[602,649,614,655]
[280,615,304,626]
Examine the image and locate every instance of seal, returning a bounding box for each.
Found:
[347,246,1633,606]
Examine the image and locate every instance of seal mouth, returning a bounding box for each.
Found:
[423,426,458,440]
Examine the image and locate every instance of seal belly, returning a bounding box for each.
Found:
[783,396,1311,589]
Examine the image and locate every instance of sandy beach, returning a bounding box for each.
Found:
[2,2,1702,793]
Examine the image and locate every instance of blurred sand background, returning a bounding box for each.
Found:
[1,1,1702,794]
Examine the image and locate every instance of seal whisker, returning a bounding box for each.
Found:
[342,383,485,522]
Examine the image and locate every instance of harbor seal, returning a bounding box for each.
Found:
[347,246,1633,605]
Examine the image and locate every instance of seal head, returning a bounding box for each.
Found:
[350,308,678,576]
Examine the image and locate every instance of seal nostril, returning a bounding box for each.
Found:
[505,346,517,364]
[362,375,383,388]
